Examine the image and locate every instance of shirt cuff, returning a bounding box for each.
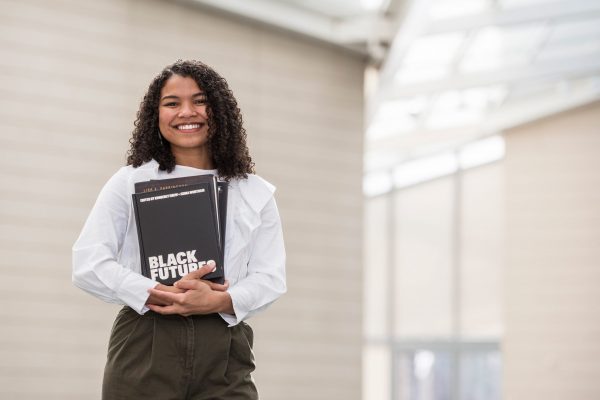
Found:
[219,312,239,327]
[116,271,158,314]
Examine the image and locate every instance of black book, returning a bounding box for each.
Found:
[134,175,228,253]
[132,178,226,285]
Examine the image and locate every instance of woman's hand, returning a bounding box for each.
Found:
[146,283,185,306]
[146,262,234,316]
[177,261,230,292]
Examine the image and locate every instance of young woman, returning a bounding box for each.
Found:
[72,60,286,399]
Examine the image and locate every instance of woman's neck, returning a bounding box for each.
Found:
[172,147,214,170]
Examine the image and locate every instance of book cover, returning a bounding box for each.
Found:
[134,175,228,252]
[132,182,224,285]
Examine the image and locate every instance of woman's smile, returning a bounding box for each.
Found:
[158,75,211,157]
[175,123,205,131]
[172,122,207,134]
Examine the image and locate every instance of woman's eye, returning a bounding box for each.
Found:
[194,98,207,105]
[163,102,178,107]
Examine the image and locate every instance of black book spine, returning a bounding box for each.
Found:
[217,181,228,268]
[131,193,150,279]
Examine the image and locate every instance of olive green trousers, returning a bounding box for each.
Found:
[102,306,258,400]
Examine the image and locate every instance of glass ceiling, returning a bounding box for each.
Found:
[364,0,600,193]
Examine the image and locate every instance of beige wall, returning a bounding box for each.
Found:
[503,101,600,400]
[0,0,365,398]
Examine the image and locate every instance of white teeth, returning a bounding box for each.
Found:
[177,124,201,130]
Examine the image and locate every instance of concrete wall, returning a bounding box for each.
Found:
[503,101,600,400]
[0,0,365,398]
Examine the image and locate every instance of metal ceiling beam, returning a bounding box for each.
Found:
[368,0,432,120]
[378,0,431,84]
[336,14,394,44]
[190,0,393,49]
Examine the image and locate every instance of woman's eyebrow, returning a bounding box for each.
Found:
[161,92,205,101]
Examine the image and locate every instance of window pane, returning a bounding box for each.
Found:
[429,0,489,19]
[460,350,502,400]
[538,17,600,62]
[395,34,464,84]
[461,25,546,72]
[394,348,502,400]
[396,350,452,400]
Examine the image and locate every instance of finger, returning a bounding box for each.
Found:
[174,279,228,292]
[153,283,185,294]
[148,288,183,304]
[204,280,229,292]
[147,297,172,306]
[173,280,206,291]
[147,303,180,315]
[180,261,217,281]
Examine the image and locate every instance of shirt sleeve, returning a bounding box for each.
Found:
[221,196,287,326]
[72,168,157,314]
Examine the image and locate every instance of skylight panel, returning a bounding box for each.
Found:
[367,97,428,139]
[428,0,489,20]
[395,33,464,84]
[538,17,600,62]
[461,24,547,72]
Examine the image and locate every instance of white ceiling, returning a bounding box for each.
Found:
[189,0,400,54]
[275,0,375,19]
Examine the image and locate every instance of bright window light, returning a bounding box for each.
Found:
[548,17,600,46]
[367,114,416,139]
[393,152,458,188]
[360,0,388,11]
[364,151,404,172]
[364,137,506,195]
[363,171,393,196]
[539,17,600,63]
[426,90,483,129]
[404,33,464,65]
[414,351,436,380]
[395,65,449,84]
[500,0,559,9]
[395,33,464,84]
[459,136,505,169]
[429,0,488,20]
[367,97,428,139]
[426,86,508,129]
[461,25,546,72]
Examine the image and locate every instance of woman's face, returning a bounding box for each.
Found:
[158,74,210,155]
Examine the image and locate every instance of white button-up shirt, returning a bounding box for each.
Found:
[72,160,286,326]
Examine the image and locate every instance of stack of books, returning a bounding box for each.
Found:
[132,175,227,285]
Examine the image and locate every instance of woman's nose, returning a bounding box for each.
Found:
[178,102,198,117]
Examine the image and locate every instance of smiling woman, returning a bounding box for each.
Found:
[72,60,286,400]
[158,75,212,167]
[126,60,254,181]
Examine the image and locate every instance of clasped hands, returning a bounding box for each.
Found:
[146,261,234,316]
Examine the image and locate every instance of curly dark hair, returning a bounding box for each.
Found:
[126,60,254,180]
